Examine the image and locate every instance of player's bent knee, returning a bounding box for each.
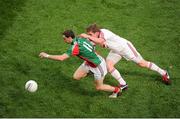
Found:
[73,75,81,80]
[106,61,115,72]
[107,65,114,72]
[96,85,102,91]
[107,67,111,72]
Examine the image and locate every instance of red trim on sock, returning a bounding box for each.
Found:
[117,77,122,80]
[113,87,119,93]
[149,62,152,69]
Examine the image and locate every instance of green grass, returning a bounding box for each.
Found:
[0,0,180,117]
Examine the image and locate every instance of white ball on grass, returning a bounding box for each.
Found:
[25,80,38,93]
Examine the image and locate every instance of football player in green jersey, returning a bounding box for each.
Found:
[39,30,121,98]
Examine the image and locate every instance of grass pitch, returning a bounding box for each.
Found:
[0,0,180,117]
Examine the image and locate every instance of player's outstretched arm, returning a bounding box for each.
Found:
[39,52,69,61]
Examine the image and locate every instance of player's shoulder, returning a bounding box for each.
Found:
[101,28,110,32]
[76,37,87,41]
[76,37,90,43]
[100,28,113,34]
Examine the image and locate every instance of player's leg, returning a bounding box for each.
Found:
[91,56,121,98]
[73,62,89,80]
[94,78,121,98]
[125,41,171,84]
[106,51,127,89]
[94,78,117,92]
[137,59,170,84]
[138,59,166,75]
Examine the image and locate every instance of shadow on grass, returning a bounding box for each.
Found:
[0,0,27,39]
[110,69,176,84]
[48,69,103,97]
[48,65,175,98]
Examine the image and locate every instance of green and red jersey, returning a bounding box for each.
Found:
[66,37,101,67]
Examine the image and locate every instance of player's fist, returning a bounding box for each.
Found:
[39,52,49,58]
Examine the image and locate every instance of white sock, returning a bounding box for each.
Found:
[110,68,126,85]
[148,62,166,76]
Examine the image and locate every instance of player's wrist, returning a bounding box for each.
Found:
[45,54,50,58]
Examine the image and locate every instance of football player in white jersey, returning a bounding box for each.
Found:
[80,24,171,87]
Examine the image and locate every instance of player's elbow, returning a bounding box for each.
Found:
[58,55,68,61]
[57,57,64,61]
[98,39,106,47]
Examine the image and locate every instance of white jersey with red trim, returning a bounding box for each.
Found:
[100,29,129,52]
[100,29,143,63]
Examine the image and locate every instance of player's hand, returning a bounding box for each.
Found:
[39,52,49,58]
[101,42,108,48]
[79,33,90,39]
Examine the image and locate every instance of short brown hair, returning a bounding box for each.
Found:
[62,30,75,39]
[86,23,100,33]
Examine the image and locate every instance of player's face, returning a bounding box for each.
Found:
[87,31,99,38]
[63,36,72,44]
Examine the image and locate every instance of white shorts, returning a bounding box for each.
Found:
[79,55,107,80]
[106,41,143,64]
[106,50,122,64]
